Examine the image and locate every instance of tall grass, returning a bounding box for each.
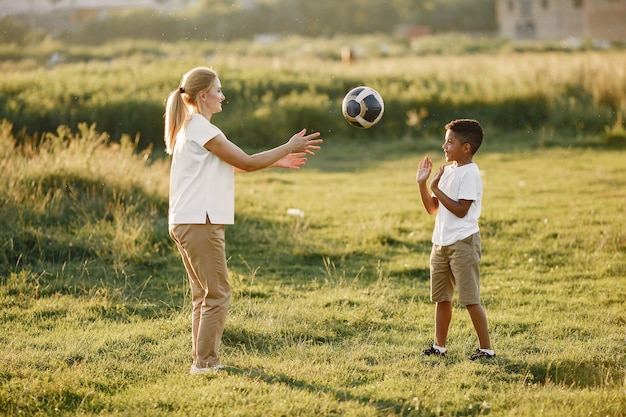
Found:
[1,38,625,149]
[1,121,624,416]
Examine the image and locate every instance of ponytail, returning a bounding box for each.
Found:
[164,88,188,154]
[163,67,219,155]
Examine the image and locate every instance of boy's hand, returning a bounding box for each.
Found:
[416,156,433,185]
[430,165,445,190]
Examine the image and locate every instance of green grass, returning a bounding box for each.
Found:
[2,38,626,149]
[0,123,625,416]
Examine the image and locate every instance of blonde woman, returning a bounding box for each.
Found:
[164,67,322,374]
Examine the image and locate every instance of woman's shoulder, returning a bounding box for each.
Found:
[187,114,223,137]
[188,113,212,128]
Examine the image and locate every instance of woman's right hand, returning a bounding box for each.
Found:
[288,129,323,155]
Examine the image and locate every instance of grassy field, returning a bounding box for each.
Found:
[2,38,626,148]
[0,121,624,416]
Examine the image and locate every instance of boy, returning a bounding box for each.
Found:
[416,119,494,361]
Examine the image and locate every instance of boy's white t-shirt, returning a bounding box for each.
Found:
[432,162,482,246]
[168,114,235,225]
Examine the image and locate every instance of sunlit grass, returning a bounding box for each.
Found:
[0,122,624,416]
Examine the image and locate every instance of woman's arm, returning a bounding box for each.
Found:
[234,153,308,173]
[205,129,321,172]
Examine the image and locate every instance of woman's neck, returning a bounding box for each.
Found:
[192,108,212,122]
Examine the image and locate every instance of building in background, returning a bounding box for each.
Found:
[497,0,626,41]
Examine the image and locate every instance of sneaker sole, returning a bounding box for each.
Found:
[190,365,226,374]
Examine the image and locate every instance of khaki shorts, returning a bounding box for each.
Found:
[430,232,482,306]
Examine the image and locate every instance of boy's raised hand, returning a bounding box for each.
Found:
[430,164,445,190]
[416,156,433,185]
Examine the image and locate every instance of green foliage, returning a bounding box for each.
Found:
[1,39,626,152]
[414,0,497,32]
[0,123,625,416]
[0,15,32,45]
[602,112,626,146]
[28,0,495,44]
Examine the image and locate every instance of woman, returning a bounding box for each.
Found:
[164,67,322,374]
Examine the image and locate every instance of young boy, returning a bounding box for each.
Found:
[416,119,494,361]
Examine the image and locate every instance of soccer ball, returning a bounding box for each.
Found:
[341,86,384,129]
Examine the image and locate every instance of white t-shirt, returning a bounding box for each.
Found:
[432,162,482,246]
[168,114,235,225]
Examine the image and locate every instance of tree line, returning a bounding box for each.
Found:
[1,0,496,45]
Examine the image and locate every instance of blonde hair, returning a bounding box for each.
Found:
[164,67,219,154]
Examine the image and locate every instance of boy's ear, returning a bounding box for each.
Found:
[463,142,472,153]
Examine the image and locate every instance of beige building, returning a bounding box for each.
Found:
[497,0,626,41]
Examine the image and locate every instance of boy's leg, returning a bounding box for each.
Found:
[466,303,491,350]
[430,243,455,351]
[450,232,493,351]
[434,301,452,347]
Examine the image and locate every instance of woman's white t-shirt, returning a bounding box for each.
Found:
[432,162,482,246]
[168,114,235,225]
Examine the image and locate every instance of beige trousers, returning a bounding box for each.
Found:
[169,220,231,368]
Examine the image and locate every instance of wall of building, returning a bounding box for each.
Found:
[497,0,626,41]
[585,0,626,40]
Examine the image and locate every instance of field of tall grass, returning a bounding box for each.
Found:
[0,112,624,416]
[1,37,625,150]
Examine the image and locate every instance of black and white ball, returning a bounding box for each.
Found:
[341,86,384,129]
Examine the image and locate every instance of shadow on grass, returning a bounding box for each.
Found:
[224,366,433,416]
[218,358,625,415]
[227,212,432,285]
[501,356,624,389]
[1,171,168,272]
[223,314,421,356]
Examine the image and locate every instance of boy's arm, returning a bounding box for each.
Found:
[416,156,439,215]
[430,166,472,218]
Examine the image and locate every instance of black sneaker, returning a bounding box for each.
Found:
[470,349,495,361]
[422,346,446,357]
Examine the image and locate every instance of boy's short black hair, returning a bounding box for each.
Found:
[445,119,483,154]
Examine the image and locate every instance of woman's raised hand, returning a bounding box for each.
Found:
[288,129,323,156]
